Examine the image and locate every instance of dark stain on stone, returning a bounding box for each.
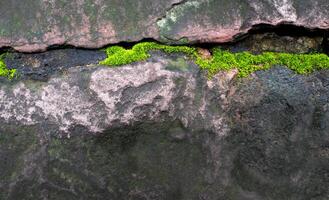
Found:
[4,48,106,81]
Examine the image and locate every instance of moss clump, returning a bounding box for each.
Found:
[100,42,195,66]
[0,55,16,79]
[100,42,329,77]
[196,50,329,77]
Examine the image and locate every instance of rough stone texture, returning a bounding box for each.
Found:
[224,33,324,53]
[158,0,329,43]
[226,68,329,200]
[1,52,227,135]
[0,0,328,52]
[0,0,184,52]
[0,50,328,199]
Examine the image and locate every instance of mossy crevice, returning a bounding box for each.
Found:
[100,42,329,77]
[0,54,16,79]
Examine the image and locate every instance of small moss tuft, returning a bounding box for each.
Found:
[100,42,329,77]
[0,54,16,79]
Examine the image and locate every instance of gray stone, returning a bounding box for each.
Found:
[0,50,328,199]
[224,33,324,53]
[0,0,328,52]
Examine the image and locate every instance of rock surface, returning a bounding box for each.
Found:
[224,32,324,53]
[0,0,328,52]
[0,50,328,199]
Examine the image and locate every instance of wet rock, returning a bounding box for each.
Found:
[4,49,106,81]
[226,67,329,200]
[0,50,328,199]
[0,0,328,52]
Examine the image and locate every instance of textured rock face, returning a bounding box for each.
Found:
[0,53,230,135]
[0,0,328,52]
[225,33,324,53]
[0,50,329,199]
[158,0,329,43]
[0,0,183,51]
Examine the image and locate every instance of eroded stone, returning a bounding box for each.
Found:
[0,0,328,52]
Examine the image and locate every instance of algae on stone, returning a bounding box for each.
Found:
[0,54,16,79]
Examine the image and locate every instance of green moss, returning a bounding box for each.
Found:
[196,50,329,77]
[0,54,16,79]
[100,42,329,77]
[100,42,195,66]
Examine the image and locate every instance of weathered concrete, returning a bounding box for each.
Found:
[0,0,328,52]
